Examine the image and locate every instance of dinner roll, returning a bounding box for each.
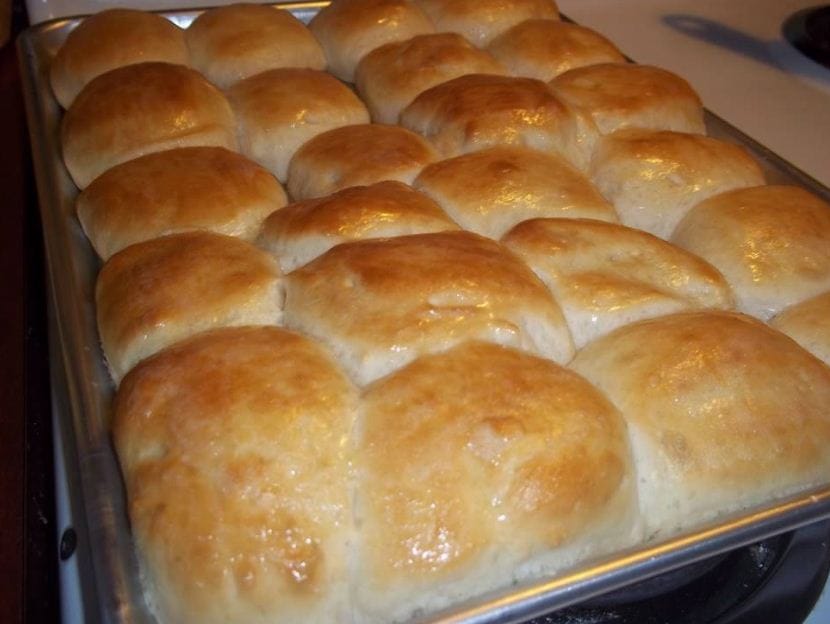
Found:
[185,3,326,89]
[355,32,505,124]
[590,129,765,239]
[96,232,281,382]
[309,0,434,82]
[771,292,830,366]
[413,0,560,47]
[571,311,830,538]
[286,124,438,200]
[551,63,705,135]
[503,218,734,348]
[671,186,830,319]
[228,68,369,182]
[487,19,625,82]
[50,9,188,109]
[113,327,357,624]
[414,146,617,239]
[283,230,573,384]
[77,147,286,260]
[357,341,638,622]
[62,62,237,189]
[400,73,597,170]
[258,180,458,272]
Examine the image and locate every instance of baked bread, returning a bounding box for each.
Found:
[414,145,617,239]
[355,32,505,124]
[228,68,370,182]
[771,292,830,366]
[571,311,830,538]
[185,3,326,89]
[590,129,765,239]
[96,232,281,382]
[357,340,638,622]
[413,0,560,46]
[286,124,438,200]
[487,19,625,81]
[283,230,574,384]
[112,326,357,624]
[400,73,597,171]
[671,185,830,319]
[502,218,734,348]
[309,0,434,82]
[77,146,286,260]
[62,62,237,189]
[258,180,458,272]
[551,63,705,135]
[50,9,188,109]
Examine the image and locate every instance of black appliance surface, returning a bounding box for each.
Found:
[528,520,830,624]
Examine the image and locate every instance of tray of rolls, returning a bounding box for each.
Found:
[17,1,830,622]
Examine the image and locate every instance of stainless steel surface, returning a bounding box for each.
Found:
[16,5,830,623]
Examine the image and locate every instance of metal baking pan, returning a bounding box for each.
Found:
[16,4,830,623]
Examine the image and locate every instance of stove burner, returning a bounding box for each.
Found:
[525,519,830,624]
[783,5,830,68]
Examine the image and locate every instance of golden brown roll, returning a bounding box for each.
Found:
[771,292,830,366]
[590,129,765,239]
[355,32,506,124]
[283,230,574,384]
[113,326,357,624]
[570,311,830,538]
[413,0,560,47]
[414,145,617,239]
[228,68,369,182]
[400,73,597,170]
[356,340,638,622]
[309,0,435,82]
[77,147,286,260]
[502,218,734,348]
[185,3,326,89]
[487,19,625,81]
[286,124,439,200]
[61,62,237,189]
[258,180,458,272]
[671,186,830,319]
[50,9,189,109]
[96,232,282,382]
[551,63,705,136]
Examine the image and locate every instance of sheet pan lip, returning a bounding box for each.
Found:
[16,5,830,624]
